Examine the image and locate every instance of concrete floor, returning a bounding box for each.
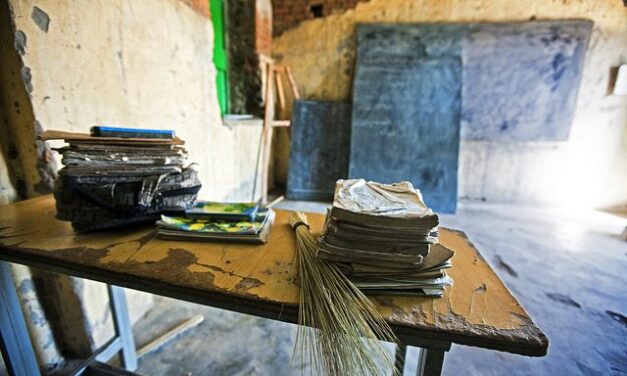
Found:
[133,200,627,376]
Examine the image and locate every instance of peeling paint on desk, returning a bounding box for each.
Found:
[0,196,548,355]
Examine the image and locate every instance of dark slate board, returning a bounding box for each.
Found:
[349,24,463,213]
[287,100,352,200]
[461,20,592,141]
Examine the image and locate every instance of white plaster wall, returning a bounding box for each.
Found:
[9,265,63,367]
[8,0,262,202]
[273,0,627,209]
[6,0,263,359]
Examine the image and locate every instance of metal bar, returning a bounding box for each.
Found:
[395,343,406,375]
[68,337,122,376]
[137,315,204,358]
[395,333,451,351]
[85,361,142,376]
[95,337,123,363]
[266,195,284,208]
[107,285,138,371]
[0,261,40,376]
[416,347,446,376]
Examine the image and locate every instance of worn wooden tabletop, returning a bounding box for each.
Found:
[0,195,547,356]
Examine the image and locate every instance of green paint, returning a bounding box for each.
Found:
[210,0,229,115]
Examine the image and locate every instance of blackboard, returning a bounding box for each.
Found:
[287,100,352,200]
[462,20,592,141]
[349,24,463,213]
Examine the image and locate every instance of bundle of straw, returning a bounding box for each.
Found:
[288,211,399,376]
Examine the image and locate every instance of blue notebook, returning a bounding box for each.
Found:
[90,126,174,139]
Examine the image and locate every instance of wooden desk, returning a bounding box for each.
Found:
[0,195,547,375]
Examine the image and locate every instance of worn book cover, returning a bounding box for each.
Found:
[156,209,274,244]
[159,208,271,234]
[331,179,440,228]
[185,201,259,221]
[329,219,439,242]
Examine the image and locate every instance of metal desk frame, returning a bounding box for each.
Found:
[0,261,137,376]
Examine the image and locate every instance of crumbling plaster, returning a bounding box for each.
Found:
[273,0,627,208]
[1,0,263,370]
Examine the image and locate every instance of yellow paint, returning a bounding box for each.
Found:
[1,195,541,339]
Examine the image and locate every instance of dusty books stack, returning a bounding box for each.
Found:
[156,202,275,244]
[43,127,201,231]
[318,179,454,297]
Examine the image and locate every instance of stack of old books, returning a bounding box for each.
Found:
[318,179,454,297]
[156,201,275,244]
[44,127,201,231]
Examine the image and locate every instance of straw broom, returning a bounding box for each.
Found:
[288,211,399,376]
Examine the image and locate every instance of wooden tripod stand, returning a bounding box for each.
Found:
[258,62,300,204]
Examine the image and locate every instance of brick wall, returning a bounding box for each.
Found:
[180,0,210,17]
[256,0,273,55]
[228,0,270,115]
[272,0,368,36]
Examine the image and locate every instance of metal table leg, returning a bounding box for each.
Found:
[64,285,140,376]
[395,341,450,376]
[107,285,138,371]
[417,347,446,376]
[0,261,40,376]
[0,262,138,376]
[395,343,407,374]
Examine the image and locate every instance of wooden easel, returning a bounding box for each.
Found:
[259,62,300,204]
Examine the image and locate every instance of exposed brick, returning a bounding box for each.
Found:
[228,0,271,115]
[272,0,367,36]
[179,0,210,17]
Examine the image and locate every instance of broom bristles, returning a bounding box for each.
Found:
[289,212,400,376]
